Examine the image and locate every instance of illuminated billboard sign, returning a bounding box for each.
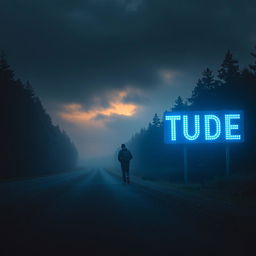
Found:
[164,110,244,144]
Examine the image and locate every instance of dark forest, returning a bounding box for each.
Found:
[0,51,78,179]
[126,48,256,183]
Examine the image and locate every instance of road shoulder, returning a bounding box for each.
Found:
[106,168,256,217]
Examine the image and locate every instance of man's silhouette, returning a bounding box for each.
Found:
[118,144,133,184]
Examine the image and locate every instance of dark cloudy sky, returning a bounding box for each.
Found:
[1,0,256,162]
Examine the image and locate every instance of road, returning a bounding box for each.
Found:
[1,169,255,256]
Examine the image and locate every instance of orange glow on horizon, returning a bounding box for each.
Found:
[58,90,138,125]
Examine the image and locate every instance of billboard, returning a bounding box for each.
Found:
[164,110,244,144]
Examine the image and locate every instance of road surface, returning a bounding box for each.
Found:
[1,169,255,256]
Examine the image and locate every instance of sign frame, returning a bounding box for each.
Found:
[164,110,244,144]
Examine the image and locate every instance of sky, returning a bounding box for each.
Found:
[1,0,256,163]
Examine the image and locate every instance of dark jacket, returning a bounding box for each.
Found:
[118,148,133,163]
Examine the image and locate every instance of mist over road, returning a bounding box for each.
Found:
[1,169,254,256]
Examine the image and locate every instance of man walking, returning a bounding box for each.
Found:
[118,144,133,184]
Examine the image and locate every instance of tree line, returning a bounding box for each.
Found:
[0,52,78,179]
[126,48,256,182]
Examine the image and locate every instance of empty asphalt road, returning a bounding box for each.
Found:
[1,169,255,256]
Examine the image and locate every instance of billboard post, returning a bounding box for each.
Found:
[225,144,230,176]
[183,145,188,184]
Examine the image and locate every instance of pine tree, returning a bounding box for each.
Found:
[249,45,256,76]
[188,68,216,108]
[0,50,14,80]
[152,113,161,127]
[218,50,240,83]
[172,96,186,111]
[200,68,215,89]
[0,50,9,70]
[25,81,35,99]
